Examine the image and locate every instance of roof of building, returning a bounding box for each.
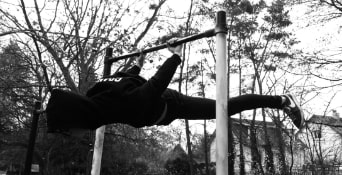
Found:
[304,115,342,136]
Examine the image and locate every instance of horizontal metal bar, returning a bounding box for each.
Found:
[107,28,215,64]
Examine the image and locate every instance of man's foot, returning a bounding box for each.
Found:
[282,94,304,128]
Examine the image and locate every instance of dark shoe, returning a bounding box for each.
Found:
[282,94,304,128]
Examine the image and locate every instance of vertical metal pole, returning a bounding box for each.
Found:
[24,101,41,175]
[215,11,228,175]
[91,48,112,175]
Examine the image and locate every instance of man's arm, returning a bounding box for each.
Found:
[138,39,183,96]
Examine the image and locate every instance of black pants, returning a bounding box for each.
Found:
[137,56,284,126]
[157,89,283,125]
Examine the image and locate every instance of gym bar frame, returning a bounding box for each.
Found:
[107,29,215,64]
[215,10,228,175]
[24,101,42,175]
[91,11,228,175]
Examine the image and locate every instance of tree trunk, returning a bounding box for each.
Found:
[200,59,210,175]
[204,120,210,175]
[250,118,264,175]
[261,109,275,175]
[185,120,194,175]
[181,1,196,174]
[228,116,235,175]
[252,46,275,175]
[239,129,246,175]
[226,11,235,175]
[276,111,288,175]
[250,78,264,175]
[238,53,246,175]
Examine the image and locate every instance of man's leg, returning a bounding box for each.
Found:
[228,94,283,116]
[159,91,283,122]
[161,89,216,122]
[157,90,304,128]
[230,94,305,129]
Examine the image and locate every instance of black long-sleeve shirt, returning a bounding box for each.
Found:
[86,54,181,128]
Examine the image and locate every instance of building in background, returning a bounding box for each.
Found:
[210,118,307,173]
[297,114,342,165]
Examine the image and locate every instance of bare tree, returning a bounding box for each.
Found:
[0,0,167,94]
